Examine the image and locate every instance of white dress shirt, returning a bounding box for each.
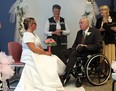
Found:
[44,18,70,36]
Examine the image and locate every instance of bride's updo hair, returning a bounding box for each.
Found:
[23,17,35,30]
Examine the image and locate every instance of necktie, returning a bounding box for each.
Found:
[81,32,86,44]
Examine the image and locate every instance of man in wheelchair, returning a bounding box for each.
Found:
[61,17,103,86]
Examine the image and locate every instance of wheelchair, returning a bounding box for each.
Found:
[65,52,111,87]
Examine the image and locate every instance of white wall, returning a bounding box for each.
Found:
[26,0,87,48]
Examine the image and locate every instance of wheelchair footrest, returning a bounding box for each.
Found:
[75,77,83,87]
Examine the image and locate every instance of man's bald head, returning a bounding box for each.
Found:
[79,17,90,31]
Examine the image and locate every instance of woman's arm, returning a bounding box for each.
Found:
[44,20,53,36]
[62,23,70,35]
[26,42,51,56]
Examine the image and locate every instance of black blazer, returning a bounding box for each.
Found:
[95,17,102,29]
[96,17,116,44]
[96,14,116,29]
[72,27,102,52]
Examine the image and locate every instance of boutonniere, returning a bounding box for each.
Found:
[85,32,91,36]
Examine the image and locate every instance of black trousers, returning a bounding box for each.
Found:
[62,49,82,72]
[51,45,67,64]
[61,46,89,73]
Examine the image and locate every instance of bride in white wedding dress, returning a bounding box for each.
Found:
[9,1,99,91]
[14,17,66,91]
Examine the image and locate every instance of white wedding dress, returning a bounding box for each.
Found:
[14,32,66,91]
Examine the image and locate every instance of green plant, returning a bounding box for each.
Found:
[17,4,25,37]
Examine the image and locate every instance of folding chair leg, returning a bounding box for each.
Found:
[0,80,10,91]
[112,80,116,91]
[0,80,3,91]
[6,80,10,88]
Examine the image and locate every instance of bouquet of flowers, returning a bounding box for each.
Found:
[44,38,57,52]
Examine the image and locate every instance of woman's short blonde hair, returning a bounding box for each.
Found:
[99,5,110,16]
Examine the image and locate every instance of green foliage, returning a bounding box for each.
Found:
[17,4,25,37]
[45,42,57,46]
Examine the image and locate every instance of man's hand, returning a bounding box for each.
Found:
[77,44,87,47]
[99,28,105,31]
[111,26,116,32]
[76,44,87,52]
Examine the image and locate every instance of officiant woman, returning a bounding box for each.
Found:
[44,4,70,63]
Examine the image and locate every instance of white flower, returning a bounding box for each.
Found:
[83,2,93,17]
[85,32,91,36]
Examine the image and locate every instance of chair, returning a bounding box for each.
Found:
[8,42,24,88]
[8,42,24,66]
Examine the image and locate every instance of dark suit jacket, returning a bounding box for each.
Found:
[72,27,102,52]
[96,17,116,44]
[96,14,116,29]
[95,17,102,29]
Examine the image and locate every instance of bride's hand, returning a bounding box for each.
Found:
[45,51,52,56]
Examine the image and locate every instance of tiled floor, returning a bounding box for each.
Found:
[83,78,113,91]
[10,76,115,91]
[84,80,113,91]
[64,76,114,91]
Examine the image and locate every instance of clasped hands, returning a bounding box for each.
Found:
[76,44,87,52]
[52,29,63,36]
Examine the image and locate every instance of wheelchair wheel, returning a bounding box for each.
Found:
[85,54,111,86]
